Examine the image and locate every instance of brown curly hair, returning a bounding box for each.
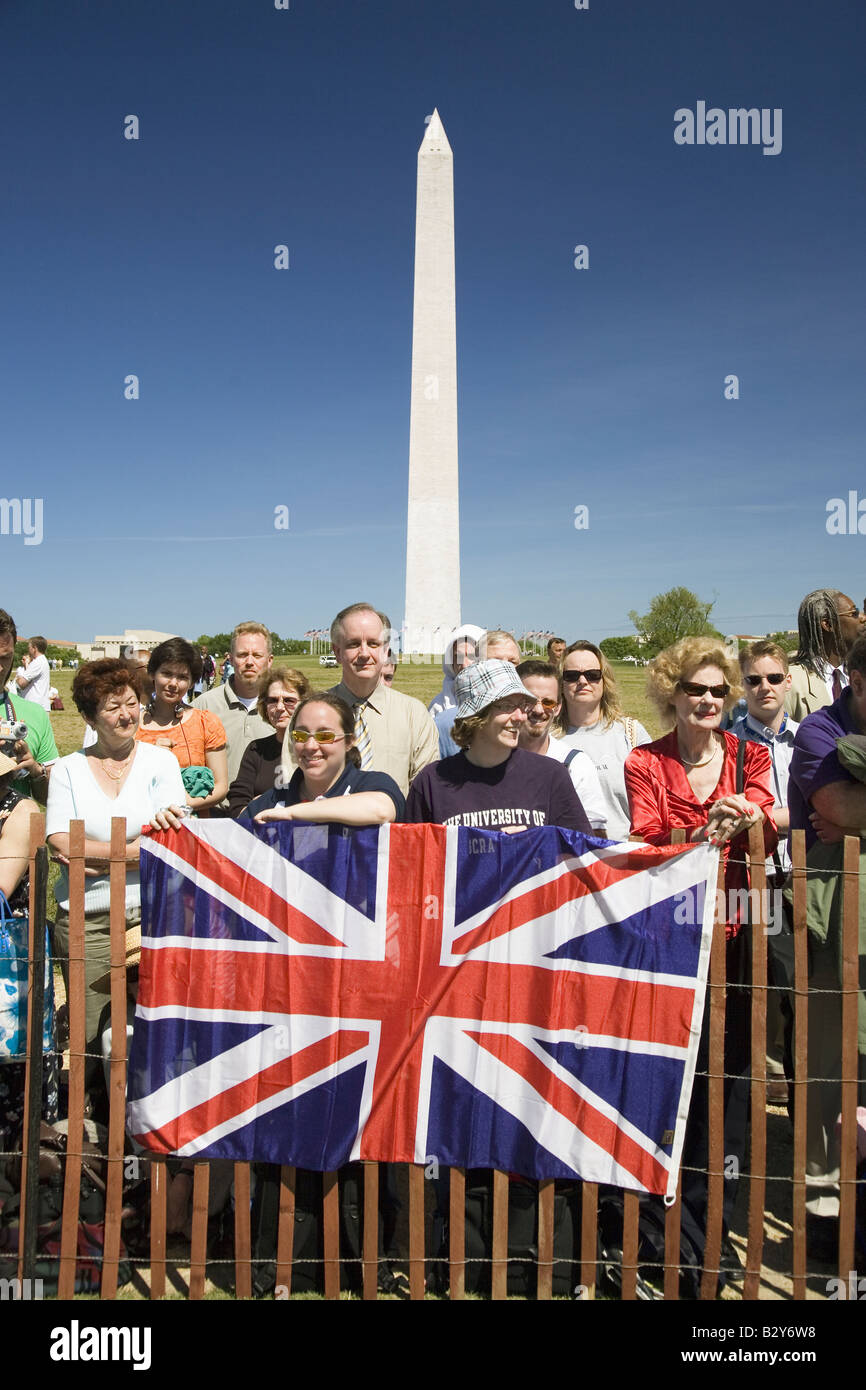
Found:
[646,637,743,726]
[72,659,141,722]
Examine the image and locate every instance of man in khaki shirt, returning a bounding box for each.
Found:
[194,621,273,808]
[328,602,438,795]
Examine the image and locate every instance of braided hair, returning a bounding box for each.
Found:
[792,590,844,677]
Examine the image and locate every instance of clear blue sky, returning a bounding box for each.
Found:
[3,0,864,645]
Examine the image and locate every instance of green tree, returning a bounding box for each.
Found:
[599,636,643,662]
[767,630,798,654]
[628,587,722,657]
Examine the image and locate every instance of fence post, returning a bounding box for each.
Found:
[101,817,129,1298]
[19,820,47,1287]
[700,853,728,1300]
[743,822,768,1298]
[790,829,808,1299]
[838,836,859,1280]
[58,820,87,1298]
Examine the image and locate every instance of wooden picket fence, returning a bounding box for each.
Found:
[8,816,864,1299]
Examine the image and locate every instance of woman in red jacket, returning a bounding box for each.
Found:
[624,637,777,926]
[623,637,777,1294]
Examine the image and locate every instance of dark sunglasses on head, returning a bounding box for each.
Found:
[679,680,729,699]
[562,668,603,684]
[744,673,786,688]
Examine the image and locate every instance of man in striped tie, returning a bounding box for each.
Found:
[328,602,439,795]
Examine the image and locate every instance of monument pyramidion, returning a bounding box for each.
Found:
[403,110,461,658]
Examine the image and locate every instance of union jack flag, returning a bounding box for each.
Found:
[127,823,718,1196]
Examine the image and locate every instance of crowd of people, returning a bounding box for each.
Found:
[1,586,864,1295]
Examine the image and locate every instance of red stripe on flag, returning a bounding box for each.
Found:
[467,1032,669,1192]
[136,1029,370,1153]
[452,845,693,954]
[147,828,345,947]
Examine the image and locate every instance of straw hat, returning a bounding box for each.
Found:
[91,923,142,991]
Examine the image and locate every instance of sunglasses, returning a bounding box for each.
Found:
[562,669,603,684]
[530,697,559,712]
[678,681,729,699]
[289,729,347,745]
[744,673,786,688]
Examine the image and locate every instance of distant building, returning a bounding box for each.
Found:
[78,629,177,663]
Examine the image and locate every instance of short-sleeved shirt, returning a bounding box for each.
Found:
[788,691,859,853]
[136,707,226,768]
[243,763,405,821]
[15,653,51,709]
[45,743,186,912]
[4,691,60,798]
[559,716,652,841]
[404,747,592,833]
[543,738,608,832]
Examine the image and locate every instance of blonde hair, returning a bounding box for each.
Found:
[452,709,495,750]
[231,621,272,655]
[647,637,743,727]
[555,640,623,733]
[738,640,789,673]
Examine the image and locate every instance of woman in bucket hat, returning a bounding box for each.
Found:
[405,659,591,833]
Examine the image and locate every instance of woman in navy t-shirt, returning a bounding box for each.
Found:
[404,660,590,834]
[243,692,405,825]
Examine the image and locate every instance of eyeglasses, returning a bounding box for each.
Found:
[678,681,729,699]
[744,673,786,688]
[838,607,860,619]
[289,729,347,745]
[562,669,603,684]
[265,695,299,707]
[490,698,529,715]
[529,697,559,712]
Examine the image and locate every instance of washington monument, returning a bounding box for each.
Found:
[403,110,460,656]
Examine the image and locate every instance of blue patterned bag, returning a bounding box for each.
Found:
[0,892,53,1061]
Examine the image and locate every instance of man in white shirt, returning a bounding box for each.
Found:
[515,660,607,834]
[786,589,866,720]
[15,635,51,709]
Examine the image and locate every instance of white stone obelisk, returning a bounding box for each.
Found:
[403,110,460,657]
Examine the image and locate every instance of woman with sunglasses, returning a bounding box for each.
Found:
[557,641,651,840]
[227,666,312,815]
[622,636,777,1291]
[240,691,405,826]
[624,637,776,857]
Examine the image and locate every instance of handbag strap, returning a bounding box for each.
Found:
[735,736,745,794]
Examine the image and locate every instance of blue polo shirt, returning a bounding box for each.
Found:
[788,691,859,853]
